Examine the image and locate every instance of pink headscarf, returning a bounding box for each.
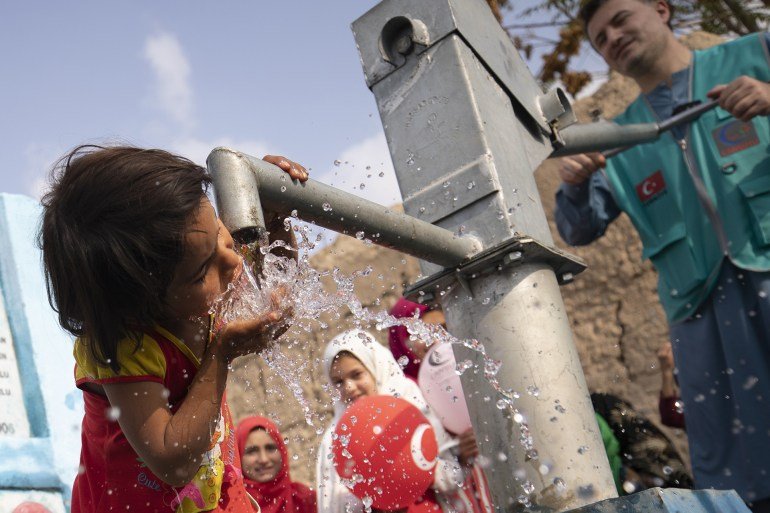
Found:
[388,297,430,379]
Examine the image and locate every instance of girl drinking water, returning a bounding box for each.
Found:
[39,145,307,513]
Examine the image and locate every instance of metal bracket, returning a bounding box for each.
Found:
[404,236,587,306]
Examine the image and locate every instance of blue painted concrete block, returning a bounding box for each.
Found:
[0,193,83,511]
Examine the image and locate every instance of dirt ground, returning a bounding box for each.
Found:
[227,32,724,486]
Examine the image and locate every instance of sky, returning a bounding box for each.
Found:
[0,2,606,245]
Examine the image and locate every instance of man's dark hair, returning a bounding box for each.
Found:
[39,145,211,372]
[579,0,674,32]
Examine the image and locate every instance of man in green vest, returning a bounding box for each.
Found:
[553,1,770,511]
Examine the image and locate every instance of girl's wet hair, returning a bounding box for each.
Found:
[39,145,211,372]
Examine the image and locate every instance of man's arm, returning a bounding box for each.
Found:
[553,153,622,246]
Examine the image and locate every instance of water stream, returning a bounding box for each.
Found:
[210,217,544,507]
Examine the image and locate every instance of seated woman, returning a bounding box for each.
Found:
[316,329,465,513]
[237,416,317,513]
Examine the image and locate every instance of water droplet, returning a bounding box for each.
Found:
[513,412,525,423]
[365,165,371,170]
[359,183,366,190]
[526,385,540,397]
[443,180,451,188]
[419,206,426,213]
[497,452,508,462]
[106,406,121,421]
[356,231,365,240]
[455,359,473,375]
[694,393,706,402]
[322,203,333,212]
[293,454,299,460]
[467,181,475,190]
[743,376,759,390]
[333,160,341,166]
[577,484,596,499]
[280,186,286,192]
[577,445,589,454]
[397,355,410,368]
[482,297,491,305]
[662,465,673,475]
[496,399,508,410]
[378,171,385,177]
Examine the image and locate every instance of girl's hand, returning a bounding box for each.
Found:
[215,286,293,362]
[457,428,479,467]
[259,154,307,260]
[262,154,309,182]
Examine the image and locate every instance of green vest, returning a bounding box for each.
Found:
[605,33,770,323]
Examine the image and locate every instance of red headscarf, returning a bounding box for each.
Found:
[236,416,317,513]
[388,297,430,379]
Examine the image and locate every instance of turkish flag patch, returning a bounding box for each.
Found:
[636,170,667,204]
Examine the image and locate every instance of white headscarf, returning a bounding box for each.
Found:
[315,330,461,513]
[321,329,432,421]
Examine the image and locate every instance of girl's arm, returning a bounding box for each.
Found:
[103,309,288,487]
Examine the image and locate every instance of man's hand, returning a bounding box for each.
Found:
[707,76,770,122]
[556,152,606,186]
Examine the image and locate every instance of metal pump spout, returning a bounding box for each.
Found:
[207,147,482,268]
[206,147,266,244]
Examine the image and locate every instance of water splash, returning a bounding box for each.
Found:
[210,221,541,496]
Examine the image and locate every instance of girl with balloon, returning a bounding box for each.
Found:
[315,330,465,513]
[389,299,493,513]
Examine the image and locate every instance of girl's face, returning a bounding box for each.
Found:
[241,428,282,483]
[329,354,377,404]
[164,197,242,320]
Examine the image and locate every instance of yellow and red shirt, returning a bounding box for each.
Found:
[71,326,255,513]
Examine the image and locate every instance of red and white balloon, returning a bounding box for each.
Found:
[332,395,438,511]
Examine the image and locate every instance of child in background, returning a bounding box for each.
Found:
[39,145,307,513]
[236,416,317,513]
[388,298,437,380]
[388,299,491,513]
[316,330,464,513]
[657,342,685,429]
